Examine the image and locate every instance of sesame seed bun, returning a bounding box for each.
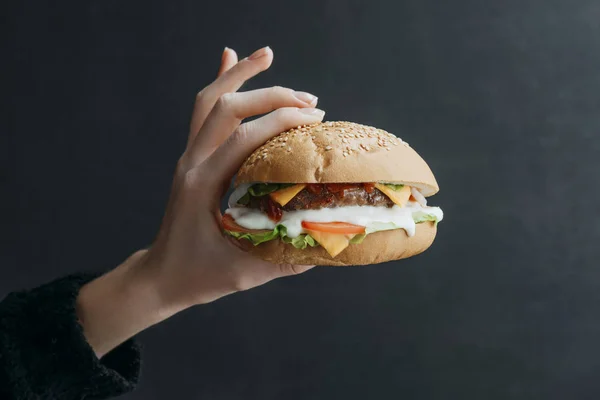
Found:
[247,222,437,266]
[236,121,439,196]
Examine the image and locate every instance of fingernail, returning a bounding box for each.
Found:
[248,46,271,60]
[298,107,325,116]
[293,91,318,105]
[224,46,229,52]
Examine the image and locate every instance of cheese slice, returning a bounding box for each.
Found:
[374,183,411,207]
[269,184,307,206]
[304,229,354,257]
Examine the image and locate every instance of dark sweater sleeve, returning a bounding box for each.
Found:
[0,274,141,400]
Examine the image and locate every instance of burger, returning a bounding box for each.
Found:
[222,121,443,266]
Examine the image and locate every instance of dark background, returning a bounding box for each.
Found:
[2,0,600,399]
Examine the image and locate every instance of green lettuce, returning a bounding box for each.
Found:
[237,183,295,205]
[383,183,405,191]
[278,225,318,249]
[225,229,280,245]
[281,233,318,249]
[248,183,294,197]
[225,224,319,249]
[412,211,440,225]
[237,192,251,205]
[365,222,401,234]
[349,234,367,244]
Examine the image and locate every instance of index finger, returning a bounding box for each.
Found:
[217,47,238,77]
[205,107,325,184]
[188,46,273,145]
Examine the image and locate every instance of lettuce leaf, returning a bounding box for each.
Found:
[225,228,280,245]
[281,233,318,249]
[235,183,295,205]
[412,211,440,225]
[247,183,294,197]
[225,224,318,249]
[364,211,441,234]
[365,222,401,234]
[383,183,405,191]
[349,234,367,244]
[237,192,251,206]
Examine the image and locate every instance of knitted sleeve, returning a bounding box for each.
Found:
[0,274,141,400]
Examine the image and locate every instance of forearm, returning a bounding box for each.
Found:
[76,250,179,358]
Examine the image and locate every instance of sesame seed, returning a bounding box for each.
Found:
[343,152,348,157]
[325,146,333,151]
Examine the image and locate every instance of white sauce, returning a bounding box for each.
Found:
[225,202,443,238]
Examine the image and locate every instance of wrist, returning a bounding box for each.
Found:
[126,250,196,320]
[77,250,179,358]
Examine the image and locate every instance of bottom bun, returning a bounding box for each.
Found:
[248,222,437,266]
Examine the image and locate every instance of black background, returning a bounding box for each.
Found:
[3,0,600,399]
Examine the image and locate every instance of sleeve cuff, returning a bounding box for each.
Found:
[0,273,141,400]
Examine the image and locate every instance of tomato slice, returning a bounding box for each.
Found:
[222,214,270,234]
[301,221,366,234]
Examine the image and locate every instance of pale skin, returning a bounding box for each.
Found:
[76,46,325,358]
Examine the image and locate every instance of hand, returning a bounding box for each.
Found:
[77,46,325,357]
[143,45,324,308]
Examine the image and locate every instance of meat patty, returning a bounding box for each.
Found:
[284,186,394,210]
[247,183,394,220]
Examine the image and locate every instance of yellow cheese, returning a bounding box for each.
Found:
[269,184,306,206]
[305,229,353,258]
[374,183,411,207]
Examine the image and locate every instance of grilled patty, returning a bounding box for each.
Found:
[247,184,394,220]
[283,186,393,210]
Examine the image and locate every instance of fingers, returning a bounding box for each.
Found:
[280,264,317,275]
[205,106,325,183]
[188,46,274,145]
[262,263,317,283]
[217,47,238,77]
[188,86,318,163]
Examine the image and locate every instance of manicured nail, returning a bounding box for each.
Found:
[298,108,325,116]
[224,46,229,52]
[248,46,271,60]
[293,91,318,105]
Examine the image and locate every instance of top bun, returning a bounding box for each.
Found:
[236,121,439,196]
